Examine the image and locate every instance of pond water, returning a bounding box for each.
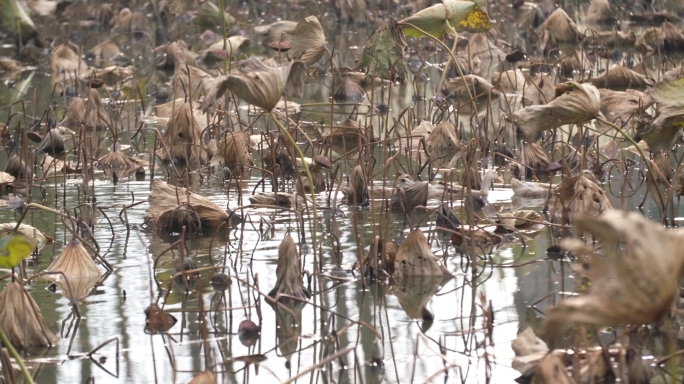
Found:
[0,0,682,383]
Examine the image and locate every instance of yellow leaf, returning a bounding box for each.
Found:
[0,232,36,268]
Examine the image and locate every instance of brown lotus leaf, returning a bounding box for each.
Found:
[635,21,684,52]
[546,210,684,333]
[0,223,51,251]
[511,327,549,373]
[88,40,122,67]
[0,282,58,349]
[395,119,433,162]
[509,82,600,141]
[558,50,593,74]
[248,192,307,208]
[599,89,652,122]
[588,30,636,49]
[495,210,543,232]
[146,179,230,229]
[50,43,87,76]
[510,142,549,180]
[212,130,254,172]
[192,1,236,29]
[157,103,206,168]
[443,74,494,100]
[283,16,327,65]
[391,181,428,212]
[96,150,148,171]
[85,88,108,130]
[548,173,613,220]
[271,297,303,361]
[202,60,307,112]
[392,230,452,279]
[356,18,408,85]
[360,236,396,277]
[536,8,581,43]
[254,20,298,45]
[492,69,526,94]
[634,75,684,151]
[333,76,365,101]
[295,163,326,194]
[586,0,615,23]
[0,171,14,185]
[46,237,101,281]
[268,235,310,300]
[60,97,86,129]
[523,73,555,105]
[426,121,462,170]
[590,65,655,90]
[155,41,196,69]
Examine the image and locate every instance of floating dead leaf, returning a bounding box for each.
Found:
[509,82,600,141]
[146,179,231,230]
[357,18,408,85]
[590,65,655,90]
[546,210,684,333]
[392,230,452,278]
[268,235,311,301]
[0,282,58,349]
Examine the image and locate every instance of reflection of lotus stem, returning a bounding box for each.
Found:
[13,203,69,232]
[398,22,476,113]
[0,325,34,384]
[268,110,318,249]
[596,116,664,205]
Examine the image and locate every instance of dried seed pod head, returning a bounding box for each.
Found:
[268,235,311,301]
[0,282,58,349]
[238,319,261,346]
[268,41,292,52]
[210,272,231,291]
[312,155,331,169]
[144,304,177,334]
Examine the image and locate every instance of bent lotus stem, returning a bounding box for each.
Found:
[268,110,318,253]
[0,324,34,384]
[13,203,70,231]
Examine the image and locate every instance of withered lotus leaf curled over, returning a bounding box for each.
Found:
[589,65,655,90]
[548,172,613,219]
[201,60,307,113]
[426,121,462,170]
[536,8,581,43]
[546,210,684,334]
[268,235,311,301]
[0,282,58,349]
[348,164,368,206]
[356,18,408,85]
[509,82,601,142]
[634,75,684,151]
[146,179,230,229]
[392,230,452,278]
[283,16,327,65]
[45,238,102,303]
[158,103,207,168]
